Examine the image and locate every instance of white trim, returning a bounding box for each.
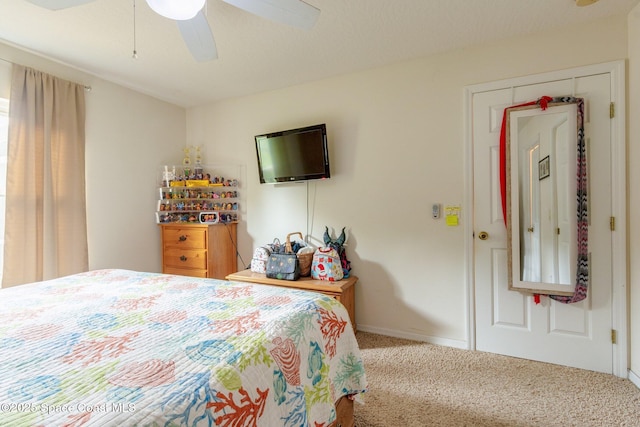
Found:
[629,369,640,389]
[463,60,628,377]
[608,60,628,378]
[357,324,468,350]
[463,86,476,351]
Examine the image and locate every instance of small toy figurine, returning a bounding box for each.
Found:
[194,146,202,166]
[183,146,191,166]
[162,165,175,187]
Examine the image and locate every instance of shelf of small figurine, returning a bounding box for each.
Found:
[162,176,238,188]
[158,164,240,225]
[159,187,238,201]
[156,211,239,224]
[157,200,239,212]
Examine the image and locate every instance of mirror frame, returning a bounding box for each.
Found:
[505,98,586,297]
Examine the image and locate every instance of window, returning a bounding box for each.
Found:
[0,98,8,281]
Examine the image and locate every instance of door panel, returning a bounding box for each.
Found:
[472,73,613,373]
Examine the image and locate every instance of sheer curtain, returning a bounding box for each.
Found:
[2,65,88,287]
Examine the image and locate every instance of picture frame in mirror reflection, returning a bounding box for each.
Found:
[538,155,550,180]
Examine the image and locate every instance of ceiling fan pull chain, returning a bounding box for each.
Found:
[132,0,139,59]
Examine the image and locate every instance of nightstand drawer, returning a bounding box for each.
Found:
[162,228,207,249]
[164,248,207,269]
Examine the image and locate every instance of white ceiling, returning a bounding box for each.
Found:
[1,0,638,108]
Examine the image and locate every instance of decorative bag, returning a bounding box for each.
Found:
[266,234,301,281]
[250,238,282,274]
[297,247,315,277]
[284,232,304,254]
[322,226,352,278]
[266,253,300,281]
[250,246,271,274]
[311,247,344,282]
[283,232,314,277]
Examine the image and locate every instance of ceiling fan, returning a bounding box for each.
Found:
[26,0,320,61]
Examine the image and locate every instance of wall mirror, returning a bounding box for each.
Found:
[506,101,582,296]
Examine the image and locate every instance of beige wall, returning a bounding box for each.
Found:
[628,5,640,382]
[187,14,630,348]
[0,42,186,274]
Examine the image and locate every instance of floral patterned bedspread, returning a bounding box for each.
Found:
[0,269,366,426]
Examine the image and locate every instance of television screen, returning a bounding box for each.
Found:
[255,124,331,183]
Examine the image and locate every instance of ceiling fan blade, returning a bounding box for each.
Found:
[222,0,320,30]
[177,10,218,62]
[26,0,96,10]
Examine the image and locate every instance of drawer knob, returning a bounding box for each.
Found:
[179,235,187,242]
[180,255,187,262]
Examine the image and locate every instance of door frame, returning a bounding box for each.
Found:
[463,60,628,377]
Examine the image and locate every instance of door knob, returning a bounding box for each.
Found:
[478,231,489,240]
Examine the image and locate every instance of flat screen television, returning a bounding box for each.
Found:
[255,123,331,183]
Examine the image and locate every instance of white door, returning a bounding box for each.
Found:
[471,73,615,373]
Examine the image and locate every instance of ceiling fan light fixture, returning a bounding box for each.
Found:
[145,0,205,20]
[575,0,599,6]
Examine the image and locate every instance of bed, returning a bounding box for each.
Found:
[0,269,367,426]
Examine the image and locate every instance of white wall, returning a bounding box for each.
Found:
[628,5,640,382]
[0,42,185,274]
[187,14,629,346]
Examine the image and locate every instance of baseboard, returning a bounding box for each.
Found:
[357,324,468,349]
[629,369,640,389]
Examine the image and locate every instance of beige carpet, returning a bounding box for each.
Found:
[353,332,640,427]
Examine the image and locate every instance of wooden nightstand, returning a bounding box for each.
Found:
[226,269,357,331]
[159,223,237,279]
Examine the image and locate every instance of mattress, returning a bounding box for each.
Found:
[0,269,366,426]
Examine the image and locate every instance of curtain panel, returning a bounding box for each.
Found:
[2,65,88,287]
